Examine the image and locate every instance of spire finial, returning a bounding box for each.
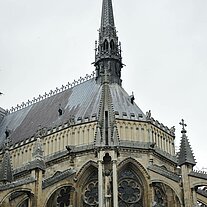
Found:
[179,119,187,134]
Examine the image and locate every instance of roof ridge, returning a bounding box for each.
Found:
[6,71,96,115]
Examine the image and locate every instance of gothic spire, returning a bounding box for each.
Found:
[101,0,115,29]
[177,119,196,167]
[95,0,123,85]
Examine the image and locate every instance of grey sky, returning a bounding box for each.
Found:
[0,0,207,169]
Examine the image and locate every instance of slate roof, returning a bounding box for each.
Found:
[0,78,146,148]
[0,78,101,147]
[110,84,145,120]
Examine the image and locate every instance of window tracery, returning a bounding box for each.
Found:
[56,186,71,207]
[83,180,98,206]
[118,168,144,207]
[82,170,98,207]
[153,184,167,207]
[46,186,73,207]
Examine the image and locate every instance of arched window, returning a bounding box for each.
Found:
[118,167,144,206]
[153,183,167,207]
[82,170,98,207]
[103,39,109,51]
[46,186,74,207]
[110,40,115,50]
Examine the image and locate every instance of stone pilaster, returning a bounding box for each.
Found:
[34,169,43,207]
[112,159,118,207]
[181,165,193,207]
[98,160,103,207]
[192,187,198,206]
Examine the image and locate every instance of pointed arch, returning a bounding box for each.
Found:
[75,160,98,207]
[118,157,150,179]
[151,179,183,206]
[110,39,115,50]
[75,160,98,182]
[44,185,75,207]
[0,188,34,207]
[118,157,150,206]
[103,39,109,51]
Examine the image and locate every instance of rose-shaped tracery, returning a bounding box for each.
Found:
[83,181,98,206]
[56,186,71,207]
[118,168,144,207]
[119,179,141,204]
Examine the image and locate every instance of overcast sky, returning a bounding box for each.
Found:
[0,0,207,169]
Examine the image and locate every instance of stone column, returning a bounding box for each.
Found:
[181,165,192,207]
[98,160,103,207]
[34,169,43,207]
[112,160,118,207]
[192,187,198,206]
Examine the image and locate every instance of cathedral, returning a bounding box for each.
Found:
[0,0,207,206]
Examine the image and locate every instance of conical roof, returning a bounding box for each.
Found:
[177,120,196,166]
[101,0,115,29]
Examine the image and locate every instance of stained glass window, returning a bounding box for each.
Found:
[56,186,71,207]
[118,168,144,207]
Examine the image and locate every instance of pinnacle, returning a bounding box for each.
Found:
[177,121,196,167]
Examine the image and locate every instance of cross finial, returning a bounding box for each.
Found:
[179,119,187,133]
